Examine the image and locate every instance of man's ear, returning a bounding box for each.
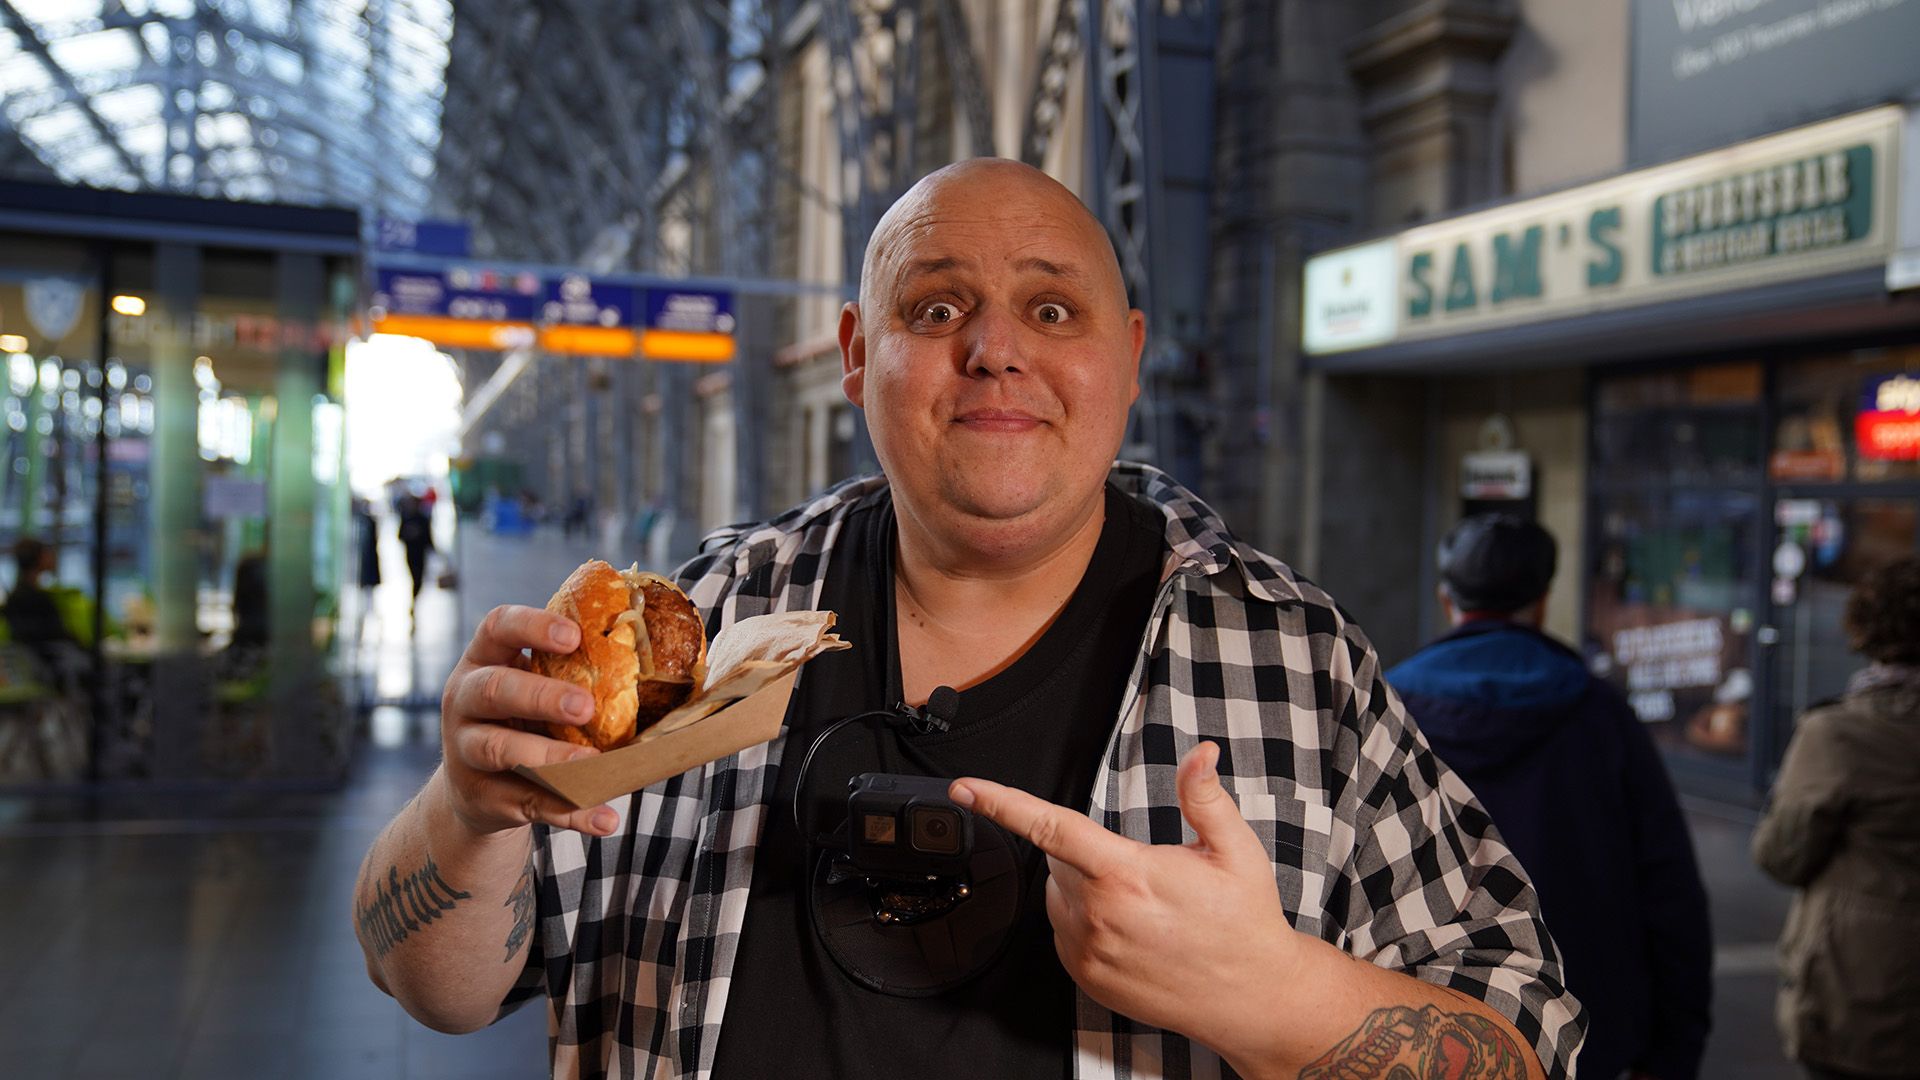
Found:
[1126,308,1146,405]
[839,302,866,408]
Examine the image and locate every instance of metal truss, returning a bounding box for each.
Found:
[0,0,449,216]
[1085,0,1218,479]
[1020,0,1083,168]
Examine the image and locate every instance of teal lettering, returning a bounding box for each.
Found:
[1444,243,1477,312]
[1587,207,1623,287]
[1490,226,1544,303]
[1407,251,1434,319]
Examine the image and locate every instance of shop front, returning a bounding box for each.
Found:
[0,180,357,787]
[1303,105,1920,798]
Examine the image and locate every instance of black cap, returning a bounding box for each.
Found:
[1438,514,1557,615]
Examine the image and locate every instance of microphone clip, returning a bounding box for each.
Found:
[892,684,959,736]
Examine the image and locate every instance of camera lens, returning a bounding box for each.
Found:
[909,806,963,855]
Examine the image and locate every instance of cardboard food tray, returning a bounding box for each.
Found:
[515,659,800,809]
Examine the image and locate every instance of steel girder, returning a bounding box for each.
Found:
[1020,0,1083,168]
[0,0,447,214]
[1084,0,1217,480]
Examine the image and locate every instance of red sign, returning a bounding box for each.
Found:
[1857,410,1920,460]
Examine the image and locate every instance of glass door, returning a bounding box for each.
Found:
[1763,496,1920,777]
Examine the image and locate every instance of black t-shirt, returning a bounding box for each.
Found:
[711,483,1165,1079]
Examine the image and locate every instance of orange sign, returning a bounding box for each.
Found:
[639,329,735,363]
[540,324,638,357]
[372,313,535,350]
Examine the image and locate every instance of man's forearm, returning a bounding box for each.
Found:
[1213,936,1548,1080]
[354,766,538,1033]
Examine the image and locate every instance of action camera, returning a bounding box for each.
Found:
[844,772,974,881]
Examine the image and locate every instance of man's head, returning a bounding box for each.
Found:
[1436,514,1556,627]
[840,158,1146,562]
[11,537,51,585]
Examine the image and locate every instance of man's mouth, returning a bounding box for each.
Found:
[952,409,1045,432]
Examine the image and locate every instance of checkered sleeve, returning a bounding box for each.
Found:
[1325,616,1587,1080]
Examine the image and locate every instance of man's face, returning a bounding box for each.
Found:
[841,166,1145,541]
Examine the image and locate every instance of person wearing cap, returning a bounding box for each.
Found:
[1387,513,1713,1080]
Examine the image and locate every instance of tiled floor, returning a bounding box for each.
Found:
[0,516,1804,1078]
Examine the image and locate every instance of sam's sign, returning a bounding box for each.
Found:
[1304,106,1901,354]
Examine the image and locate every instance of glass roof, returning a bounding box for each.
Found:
[0,0,450,215]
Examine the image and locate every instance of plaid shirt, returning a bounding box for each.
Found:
[504,462,1586,1079]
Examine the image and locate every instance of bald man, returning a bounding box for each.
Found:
[355,160,1586,1080]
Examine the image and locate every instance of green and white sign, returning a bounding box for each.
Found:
[1302,105,1903,355]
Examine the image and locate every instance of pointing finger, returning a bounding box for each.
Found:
[950,777,1136,878]
[1176,742,1265,865]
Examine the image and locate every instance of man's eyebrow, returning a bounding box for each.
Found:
[1011,256,1087,280]
[902,256,970,278]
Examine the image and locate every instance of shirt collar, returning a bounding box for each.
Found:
[1107,461,1302,604]
[740,461,1303,606]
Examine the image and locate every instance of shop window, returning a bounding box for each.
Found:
[1772,346,1920,482]
[1586,489,1761,769]
[1762,496,1920,776]
[1593,361,1763,487]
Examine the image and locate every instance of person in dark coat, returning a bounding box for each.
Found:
[1754,555,1920,1080]
[395,493,434,619]
[353,497,382,593]
[2,537,77,675]
[1387,514,1713,1080]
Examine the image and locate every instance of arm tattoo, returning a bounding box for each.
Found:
[356,854,473,959]
[1301,1005,1527,1080]
[502,844,538,962]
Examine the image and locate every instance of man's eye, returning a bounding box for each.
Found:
[1034,303,1070,325]
[923,302,959,324]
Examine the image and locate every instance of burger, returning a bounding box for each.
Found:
[531,560,708,751]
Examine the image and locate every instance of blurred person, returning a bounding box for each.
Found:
[353,159,1584,1079]
[395,493,434,620]
[563,491,591,538]
[1754,555,1920,1080]
[228,548,269,651]
[2,537,78,668]
[352,496,382,598]
[1388,514,1713,1080]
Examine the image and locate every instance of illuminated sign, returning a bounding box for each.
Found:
[539,275,638,357]
[370,267,541,350]
[1302,106,1901,355]
[1856,372,1920,461]
[641,289,736,362]
[368,270,737,361]
[1301,241,1397,353]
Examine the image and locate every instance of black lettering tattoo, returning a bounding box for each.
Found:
[356,854,472,958]
[1300,1004,1526,1080]
[503,844,537,962]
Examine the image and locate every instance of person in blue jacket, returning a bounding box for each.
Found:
[1388,513,1714,1080]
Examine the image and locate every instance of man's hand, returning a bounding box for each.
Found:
[438,604,621,839]
[950,742,1296,1061]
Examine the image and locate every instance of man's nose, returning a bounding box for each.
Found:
[962,306,1025,377]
